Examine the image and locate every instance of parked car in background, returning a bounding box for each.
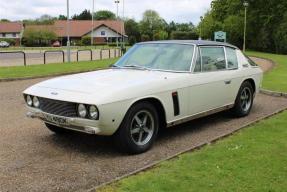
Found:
[52,41,61,47]
[0,41,10,48]
[23,40,263,154]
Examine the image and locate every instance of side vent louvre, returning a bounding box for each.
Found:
[172,92,180,116]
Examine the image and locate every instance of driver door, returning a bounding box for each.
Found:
[188,46,233,115]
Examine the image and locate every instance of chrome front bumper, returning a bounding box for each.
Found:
[26,108,101,135]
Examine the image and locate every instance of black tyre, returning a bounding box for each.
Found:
[114,101,159,154]
[232,81,254,117]
[45,123,71,134]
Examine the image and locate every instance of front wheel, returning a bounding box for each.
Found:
[232,81,254,117]
[114,102,159,154]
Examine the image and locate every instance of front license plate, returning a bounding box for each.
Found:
[43,114,67,125]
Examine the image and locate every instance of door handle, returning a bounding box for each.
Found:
[224,80,232,84]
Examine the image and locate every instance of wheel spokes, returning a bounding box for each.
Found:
[130,110,155,146]
[134,115,142,126]
[131,127,140,134]
[138,131,143,143]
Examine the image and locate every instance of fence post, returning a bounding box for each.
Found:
[44,50,65,64]
[0,51,27,66]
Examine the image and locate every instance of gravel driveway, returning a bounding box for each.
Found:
[0,59,286,192]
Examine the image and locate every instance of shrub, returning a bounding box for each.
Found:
[141,34,150,42]
[22,28,57,47]
[170,31,198,40]
[81,36,91,46]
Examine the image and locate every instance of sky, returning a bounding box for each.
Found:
[0,0,212,24]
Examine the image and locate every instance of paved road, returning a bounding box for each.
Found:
[0,59,286,192]
[0,49,120,66]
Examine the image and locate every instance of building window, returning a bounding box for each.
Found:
[12,33,17,37]
[101,31,106,36]
[2,33,6,37]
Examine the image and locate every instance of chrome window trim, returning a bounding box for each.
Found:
[192,45,240,73]
[193,45,227,73]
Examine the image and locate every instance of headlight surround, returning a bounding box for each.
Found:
[33,96,40,108]
[26,95,33,106]
[77,104,87,118]
[89,105,99,120]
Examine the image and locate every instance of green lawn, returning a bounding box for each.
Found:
[0,58,118,79]
[99,110,287,192]
[246,51,287,92]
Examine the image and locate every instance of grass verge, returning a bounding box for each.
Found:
[0,58,118,79]
[246,51,287,92]
[99,110,287,192]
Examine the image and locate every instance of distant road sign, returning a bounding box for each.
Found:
[214,31,226,42]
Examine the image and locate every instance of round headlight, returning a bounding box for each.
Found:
[33,96,40,108]
[89,105,99,120]
[77,104,87,118]
[26,95,33,106]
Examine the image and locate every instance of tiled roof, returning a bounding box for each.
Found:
[0,22,23,33]
[54,20,125,37]
[24,20,125,37]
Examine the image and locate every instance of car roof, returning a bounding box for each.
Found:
[138,40,238,49]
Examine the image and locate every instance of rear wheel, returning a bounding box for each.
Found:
[114,102,159,154]
[45,123,71,134]
[232,81,254,117]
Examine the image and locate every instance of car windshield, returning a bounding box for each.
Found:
[114,43,195,72]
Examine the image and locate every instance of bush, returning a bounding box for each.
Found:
[81,36,91,46]
[141,34,150,42]
[128,36,137,45]
[170,31,198,40]
[154,31,168,40]
[22,28,57,47]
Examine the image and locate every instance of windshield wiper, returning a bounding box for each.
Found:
[123,64,150,70]
[110,64,120,68]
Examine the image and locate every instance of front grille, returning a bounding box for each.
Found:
[39,97,78,117]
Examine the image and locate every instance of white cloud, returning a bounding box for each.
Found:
[0,0,212,24]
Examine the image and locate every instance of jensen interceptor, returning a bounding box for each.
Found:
[23,40,263,154]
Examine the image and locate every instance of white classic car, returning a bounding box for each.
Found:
[23,40,263,154]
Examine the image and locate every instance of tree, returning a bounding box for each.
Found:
[0,19,10,22]
[22,28,57,47]
[72,9,92,20]
[94,10,116,20]
[170,31,198,40]
[58,15,67,20]
[154,31,168,40]
[125,19,141,44]
[139,10,167,40]
[23,15,55,25]
[199,0,287,53]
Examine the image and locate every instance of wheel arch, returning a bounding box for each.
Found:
[128,96,167,129]
[243,78,256,93]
